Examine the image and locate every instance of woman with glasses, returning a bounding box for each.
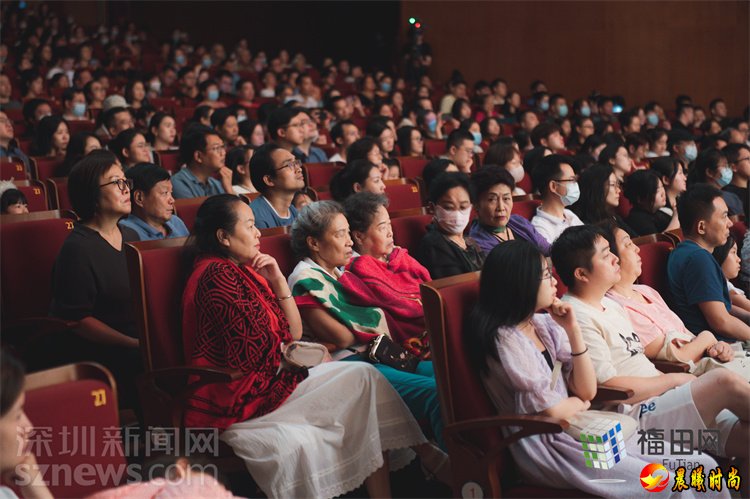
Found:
[50,150,142,407]
[571,164,636,236]
[109,128,151,170]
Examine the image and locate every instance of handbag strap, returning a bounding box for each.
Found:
[549,359,562,390]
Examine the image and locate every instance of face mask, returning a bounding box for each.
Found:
[149,80,161,93]
[202,57,212,68]
[557,181,580,206]
[434,205,472,235]
[72,102,86,117]
[471,131,482,146]
[208,89,220,101]
[427,118,437,133]
[647,113,659,126]
[717,167,733,187]
[683,143,698,162]
[175,54,186,65]
[580,106,591,117]
[508,165,525,184]
[557,104,568,117]
[540,101,550,112]
[237,114,247,123]
[380,82,391,93]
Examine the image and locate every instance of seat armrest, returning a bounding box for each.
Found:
[653,360,691,373]
[594,384,635,402]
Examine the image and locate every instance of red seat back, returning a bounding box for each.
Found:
[14,180,49,212]
[617,190,633,219]
[174,196,208,233]
[150,97,178,112]
[46,177,72,211]
[637,241,673,297]
[385,181,423,212]
[302,162,344,188]
[512,198,541,221]
[0,158,28,180]
[424,139,447,157]
[22,363,126,498]
[31,156,64,181]
[730,220,747,251]
[517,172,533,193]
[259,233,297,277]
[154,150,181,174]
[126,239,187,372]
[0,218,75,322]
[396,156,429,179]
[66,120,96,135]
[391,213,433,255]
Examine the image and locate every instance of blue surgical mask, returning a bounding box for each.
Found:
[72,102,87,117]
[175,54,186,65]
[717,166,733,187]
[380,82,392,93]
[580,106,591,117]
[202,57,212,68]
[427,118,437,133]
[557,104,568,117]
[237,114,247,123]
[208,89,220,102]
[647,113,659,126]
[684,143,698,162]
[540,101,550,112]
[471,131,482,146]
[558,181,580,206]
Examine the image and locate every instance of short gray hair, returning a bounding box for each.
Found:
[290,200,344,258]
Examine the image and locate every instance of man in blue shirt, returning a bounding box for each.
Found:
[119,163,189,240]
[249,143,305,229]
[292,109,328,164]
[667,183,750,341]
[171,125,234,199]
[0,111,31,175]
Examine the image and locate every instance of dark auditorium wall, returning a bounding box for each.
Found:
[400,1,749,114]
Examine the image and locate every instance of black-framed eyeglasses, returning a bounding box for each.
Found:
[555,177,578,183]
[276,159,302,172]
[100,178,133,192]
[540,268,554,281]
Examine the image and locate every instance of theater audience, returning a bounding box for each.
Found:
[0,187,29,214]
[464,240,717,497]
[0,111,31,173]
[172,125,233,199]
[0,350,54,499]
[347,137,389,180]
[97,105,133,142]
[329,159,386,202]
[181,194,432,498]
[287,200,447,452]
[109,129,151,170]
[292,109,328,163]
[530,154,584,244]
[469,166,551,256]
[367,117,397,160]
[148,112,177,151]
[415,172,484,278]
[649,156,687,224]
[484,142,526,194]
[226,145,257,195]
[552,225,749,460]
[328,119,359,162]
[60,131,101,176]
[573,164,636,236]
[396,126,424,158]
[119,163,188,240]
[723,143,750,211]
[60,87,88,122]
[30,115,69,157]
[601,223,732,364]
[598,143,632,181]
[50,150,141,406]
[210,108,245,148]
[688,148,745,217]
[421,158,459,197]
[267,106,306,154]
[713,236,750,315]
[668,128,698,167]
[443,129,474,173]
[623,169,680,235]
[248,143,304,228]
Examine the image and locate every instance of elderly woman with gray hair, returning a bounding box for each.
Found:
[287,199,449,460]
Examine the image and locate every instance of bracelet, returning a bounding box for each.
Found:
[277,294,293,302]
[571,347,588,357]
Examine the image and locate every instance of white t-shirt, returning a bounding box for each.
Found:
[562,294,661,383]
[531,206,584,244]
[328,152,344,163]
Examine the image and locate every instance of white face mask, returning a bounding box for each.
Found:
[434,205,472,235]
[508,165,525,184]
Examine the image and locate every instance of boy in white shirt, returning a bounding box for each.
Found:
[530,154,583,244]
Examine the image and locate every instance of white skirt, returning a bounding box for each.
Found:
[221,362,425,499]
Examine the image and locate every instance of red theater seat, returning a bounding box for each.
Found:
[21,363,127,498]
[512,198,541,221]
[517,171,533,193]
[385,179,423,212]
[0,158,28,180]
[391,212,432,256]
[174,196,208,233]
[424,139,446,157]
[31,156,64,181]
[14,180,49,212]
[153,150,181,174]
[396,156,429,179]
[302,162,344,188]
[259,233,297,277]
[636,240,675,299]
[46,177,73,211]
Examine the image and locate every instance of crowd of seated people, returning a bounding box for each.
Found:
[1,2,749,497]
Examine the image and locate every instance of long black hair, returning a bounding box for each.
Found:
[573,163,615,224]
[465,240,544,375]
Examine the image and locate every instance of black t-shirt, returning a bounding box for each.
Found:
[626,206,670,236]
[414,224,485,280]
[723,184,748,214]
[50,223,139,338]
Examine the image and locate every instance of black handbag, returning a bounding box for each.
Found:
[365,334,420,373]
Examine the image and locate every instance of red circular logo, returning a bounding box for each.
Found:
[640,463,670,492]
